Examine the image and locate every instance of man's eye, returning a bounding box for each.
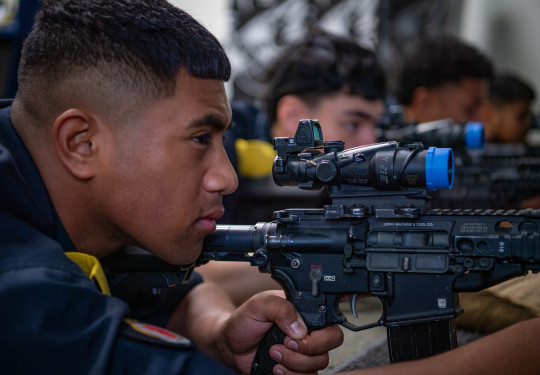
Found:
[344,122,359,132]
[194,133,212,145]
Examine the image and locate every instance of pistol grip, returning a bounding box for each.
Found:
[249,270,330,373]
[250,324,285,375]
[250,323,320,375]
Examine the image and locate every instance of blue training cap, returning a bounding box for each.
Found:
[425,147,454,190]
[464,122,486,150]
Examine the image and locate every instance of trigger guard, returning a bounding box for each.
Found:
[342,320,382,332]
[335,295,386,332]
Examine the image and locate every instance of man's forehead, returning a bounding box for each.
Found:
[173,73,232,127]
[457,77,488,94]
[344,97,384,116]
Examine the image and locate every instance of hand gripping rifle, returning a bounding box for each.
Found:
[198,120,540,374]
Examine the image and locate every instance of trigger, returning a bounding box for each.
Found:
[350,293,358,319]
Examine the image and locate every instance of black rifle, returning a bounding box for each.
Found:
[377,117,486,152]
[199,120,540,373]
[377,111,540,209]
[102,120,540,375]
[376,104,485,153]
[431,143,540,210]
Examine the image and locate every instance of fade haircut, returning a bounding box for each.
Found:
[396,35,493,106]
[16,0,231,124]
[263,29,386,125]
[489,73,536,106]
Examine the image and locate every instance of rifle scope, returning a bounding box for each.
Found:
[380,119,485,151]
[273,120,454,191]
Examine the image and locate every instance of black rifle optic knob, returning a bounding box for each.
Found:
[324,140,345,153]
[316,160,337,182]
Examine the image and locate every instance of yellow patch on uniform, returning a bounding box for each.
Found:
[65,252,111,295]
[235,138,277,179]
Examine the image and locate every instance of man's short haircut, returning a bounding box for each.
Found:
[396,35,494,105]
[16,0,231,123]
[263,29,386,124]
[489,73,536,106]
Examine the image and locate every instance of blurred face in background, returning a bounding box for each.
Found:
[306,92,382,148]
[272,91,383,149]
[408,77,488,124]
[481,99,533,143]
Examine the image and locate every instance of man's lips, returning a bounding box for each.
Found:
[196,210,224,233]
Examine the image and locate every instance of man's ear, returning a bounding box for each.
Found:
[53,108,98,180]
[478,101,497,141]
[274,95,311,137]
[479,101,495,124]
[408,86,440,123]
[411,86,430,111]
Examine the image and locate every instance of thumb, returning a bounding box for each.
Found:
[255,290,308,340]
[240,291,308,341]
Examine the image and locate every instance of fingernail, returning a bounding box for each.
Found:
[289,319,306,336]
[270,349,282,363]
[286,339,299,351]
[274,367,284,375]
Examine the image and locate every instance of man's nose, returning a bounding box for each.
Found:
[204,152,238,195]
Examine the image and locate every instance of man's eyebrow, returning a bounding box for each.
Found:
[345,110,379,121]
[187,114,231,131]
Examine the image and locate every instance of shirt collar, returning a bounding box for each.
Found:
[0,100,76,251]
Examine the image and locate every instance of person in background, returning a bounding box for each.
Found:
[0,1,344,373]
[395,34,493,125]
[222,28,387,225]
[454,73,540,336]
[262,29,385,149]
[481,72,536,143]
[199,29,387,306]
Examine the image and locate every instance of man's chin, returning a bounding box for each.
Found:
[153,242,202,266]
